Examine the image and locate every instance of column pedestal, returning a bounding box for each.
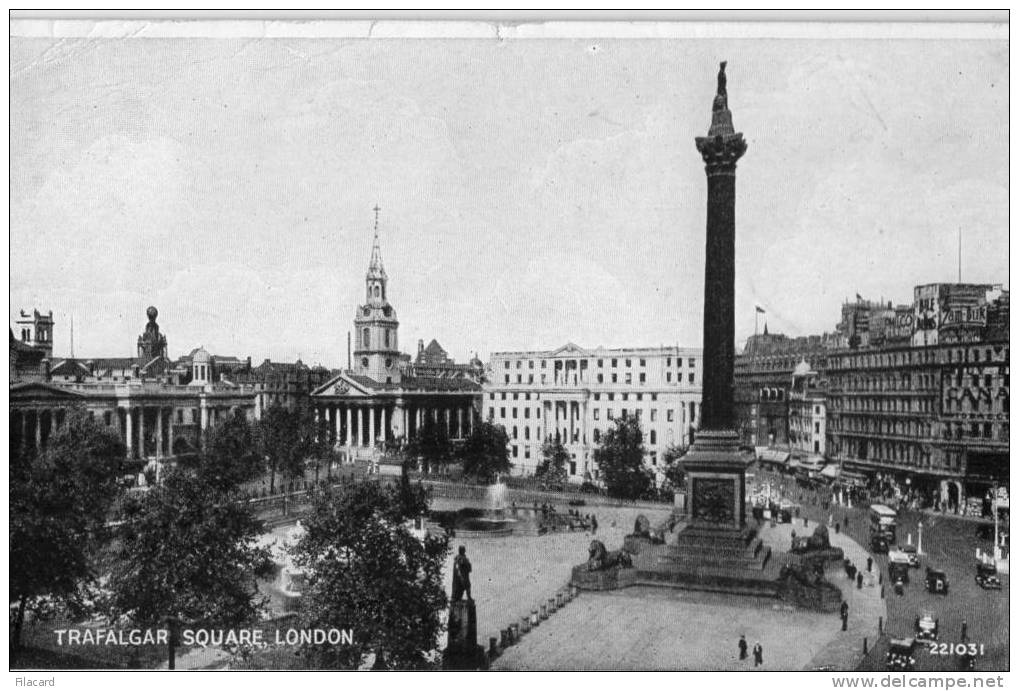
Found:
[443,600,487,670]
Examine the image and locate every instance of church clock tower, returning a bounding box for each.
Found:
[352,206,401,384]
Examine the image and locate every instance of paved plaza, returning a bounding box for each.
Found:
[435,496,884,671]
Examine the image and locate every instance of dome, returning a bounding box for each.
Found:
[192,347,211,364]
[146,306,158,321]
[793,359,811,376]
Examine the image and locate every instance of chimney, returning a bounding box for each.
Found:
[41,358,51,381]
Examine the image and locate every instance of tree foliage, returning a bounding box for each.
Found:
[293,481,449,670]
[535,438,569,490]
[661,443,688,490]
[255,404,320,493]
[460,420,511,484]
[9,408,126,651]
[195,409,264,491]
[108,467,272,648]
[593,416,654,500]
[405,414,452,473]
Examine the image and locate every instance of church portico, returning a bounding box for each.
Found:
[310,208,482,461]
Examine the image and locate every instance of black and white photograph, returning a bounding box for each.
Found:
[7,12,1010,681]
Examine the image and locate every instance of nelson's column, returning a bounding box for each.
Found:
[679,61,753,536]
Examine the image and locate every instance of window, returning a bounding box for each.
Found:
[489,407,494,418]
[667,372,672,382]
[516,361,522,369]
[524,408,530,419]
[501,392,507,400]
[517,375,522,383]
[593,429,600,443]
[594,393,601,401]
[597,374,604,383]
[608,393,615,401]
[814,422,820,433]
[650,430,657,445]
[640,359,646,367]
[650,409,657,422]
[593,409,600,420]
[612,358,618,367]
[626,359,632,367]
[525,427,530,440]
[612,373,618,383]
[490,393,495,400]
[639,373,646,384]
[362,328,370,348]
[688,373,695,383]
[667,409,674,422]
[622,393,629,401]
[689,358,696,368]
[500,407,506,418]
[608,409,615,419]
[504,375,510,384]
[541,360,547,368]
[512,446,518,458]
[512,426,518,439]
[512,408,518,418]
[524,447,531,460]
[598,359,604,367]
[528,374,534,384]
[384,329,390,348]
[625,373,633,384]
[362,357,369,368]
[677,358,683,367]
[529,360,534,369]
[667,357,672,366]
[513,393,519,400]
[637,393,643,401]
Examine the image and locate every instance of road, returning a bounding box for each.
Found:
[752,468,1008,672]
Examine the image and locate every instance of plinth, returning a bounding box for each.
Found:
[442,600,488,670]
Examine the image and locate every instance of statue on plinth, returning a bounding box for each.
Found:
[586,540,633,571]
[451,545,472,601]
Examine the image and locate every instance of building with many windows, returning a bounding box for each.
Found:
[483,343,702,483]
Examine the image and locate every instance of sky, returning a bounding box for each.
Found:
[9,31,1009,368]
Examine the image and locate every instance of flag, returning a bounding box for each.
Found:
[755,306,765,314]
[856,293,863,301]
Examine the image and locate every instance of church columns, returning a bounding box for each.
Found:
[155,407,163,459]
[334,406,341,446]
[356,408,364,447]
[380,407,388,445]
[456,408,463,439]
[124,407,134,458]
[369,407,376,447]
[346,407,353,448]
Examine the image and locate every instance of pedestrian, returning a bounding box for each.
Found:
[867,556,873,573]
[753,642,763,667]
[738,634,748,660]
[857,572,863,589]
[961,620,968,642]
[591,515,598,535]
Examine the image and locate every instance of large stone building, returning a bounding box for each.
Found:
[734,283,1009,513]
[483,343,702,483]
[10,307,260,466]
[310,212,483,459]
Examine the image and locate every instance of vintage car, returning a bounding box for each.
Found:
[885,638,918,671]
[975,563,1002,590]
[870,534,890,554]
[900,543,920,567]
[914,612,939,641]
[889,559,911,585]
[925,567,949,595]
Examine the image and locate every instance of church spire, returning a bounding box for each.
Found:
[368,204,386,280]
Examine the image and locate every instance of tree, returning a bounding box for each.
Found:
[661,443,688,490]
[196,409,264,490]
[108,466,272,667]
[10,408,126,652]
[255,404,317,493]
[460,420,511,484]
[593,416,654,500]
[405,414,452,474]
[293,481,449,669]
[535,438,569,490]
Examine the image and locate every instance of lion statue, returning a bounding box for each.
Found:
[632,514,652,538]
[587,540,633,571]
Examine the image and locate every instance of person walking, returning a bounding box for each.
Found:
[867,556,873,573]
[591,514,598,535]
[753,642,763,667]
[738,635,748,661]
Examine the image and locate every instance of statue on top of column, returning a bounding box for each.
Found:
[713,61,728,111]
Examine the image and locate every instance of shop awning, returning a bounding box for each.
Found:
[820,465,841,479]
[758,448,791,465]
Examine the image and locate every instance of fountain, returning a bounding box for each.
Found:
[256,522,308,615]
